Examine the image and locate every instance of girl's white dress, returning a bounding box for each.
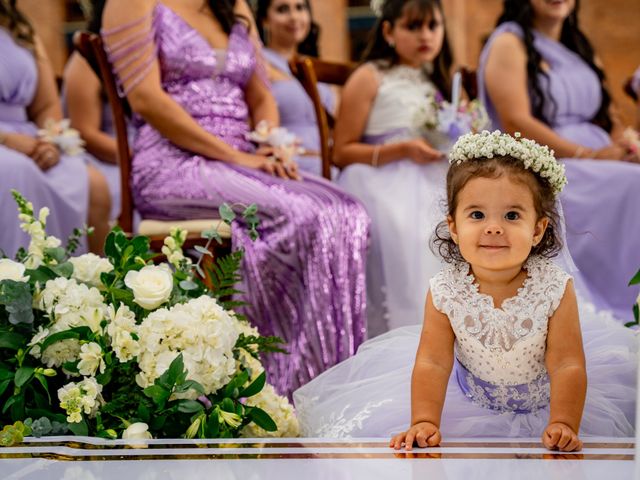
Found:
[336,63,451,336]
[294,256,637,438]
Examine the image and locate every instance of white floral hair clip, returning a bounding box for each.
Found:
[370,0,384,17]
[449,130,568,195]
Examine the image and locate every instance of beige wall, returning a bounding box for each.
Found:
[19,0,67,76]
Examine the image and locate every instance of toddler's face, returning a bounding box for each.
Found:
[447,174,548,273]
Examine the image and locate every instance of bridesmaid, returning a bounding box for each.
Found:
[254,0,335,177]
[102,0,369,396]
[64,0,122,220]
[478,0,640,322]
[0,1,110,256]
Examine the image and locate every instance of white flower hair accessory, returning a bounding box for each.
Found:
[370,0,384,17]
[449,130,567,195]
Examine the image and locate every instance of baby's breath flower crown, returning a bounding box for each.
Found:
[370,0,384,17]
[449,130,567,195]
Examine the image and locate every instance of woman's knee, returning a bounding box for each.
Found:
[87,165,111,216]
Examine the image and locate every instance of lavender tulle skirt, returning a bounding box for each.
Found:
[293,301,637,439]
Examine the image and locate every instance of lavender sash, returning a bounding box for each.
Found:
[455,358,550,414]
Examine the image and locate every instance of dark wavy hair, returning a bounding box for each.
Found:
[496,0,612,132]
[0,0,35,51]
[431,156,562,263]
[362,0,453,100]
[84,0,107,34]
[204,0,251,35]
[254,0,320,57]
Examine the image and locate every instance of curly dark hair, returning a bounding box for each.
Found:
[496,0,612,132]
[431,156,562,263]
[0,0,35,51]
[361,0,453,100]
[254,0,321,57]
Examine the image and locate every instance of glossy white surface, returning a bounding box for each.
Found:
[0,437,634,480]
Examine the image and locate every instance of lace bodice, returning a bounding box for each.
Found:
[430,256,571,386]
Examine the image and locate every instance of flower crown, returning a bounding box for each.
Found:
[370,0,384,17]
[449,130,567,195]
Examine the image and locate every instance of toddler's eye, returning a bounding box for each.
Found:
[470,211,484,220]
[505,211,519,220]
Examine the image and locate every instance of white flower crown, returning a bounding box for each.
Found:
[370,0,384,17]
[449,130,567,195]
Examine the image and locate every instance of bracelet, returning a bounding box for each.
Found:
[371,145,381,167]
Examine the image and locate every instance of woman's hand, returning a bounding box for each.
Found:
[2,133,60,170]
[231,150,300,180]
[542,422,582,452]
[403,139,445,164]
[389,421,441,450]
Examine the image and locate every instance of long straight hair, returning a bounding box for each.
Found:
[0,0,35,51]
[254,0,320,57]
[361,0,453,100]
[204,0,250,34]
[496,0,612,132]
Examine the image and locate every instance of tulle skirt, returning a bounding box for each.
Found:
[294,300,637,439]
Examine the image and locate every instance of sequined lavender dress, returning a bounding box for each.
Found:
[0,28,88,257]
[103,4,369,396]
[263,48,335,177]
[478,22,640,323]
[294,256,636,438]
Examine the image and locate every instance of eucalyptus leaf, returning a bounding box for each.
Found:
[219,203,236,223]
[179,280,199,291]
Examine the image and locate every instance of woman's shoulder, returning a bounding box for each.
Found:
[343,62,380,97]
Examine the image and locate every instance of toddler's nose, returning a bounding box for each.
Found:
[484,224,504,235]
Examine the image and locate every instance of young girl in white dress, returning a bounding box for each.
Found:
[294,131,636,447]
[333,0,456,335]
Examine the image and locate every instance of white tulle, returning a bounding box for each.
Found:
[294,299,637,439]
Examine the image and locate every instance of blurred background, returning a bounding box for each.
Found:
[19,0,640,125]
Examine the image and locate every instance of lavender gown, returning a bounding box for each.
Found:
[0,29,88,257]
[478,22,640,323]
[103,3,369,396]
[262,48,335,177]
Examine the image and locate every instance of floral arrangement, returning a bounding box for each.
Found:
[415,72,490,144]
[0,192,298,446]
[37,119,86,156]
[626,268,640,329]
[449,130,568,196]
[622,127,640,158]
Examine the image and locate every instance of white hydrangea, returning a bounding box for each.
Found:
[449,130,567,195]
[41,338,82,369]
[135,296,239,398]
[35,277,107,334]
[57,377,104,423]
[106,305,141,363]
[240,384,299,438]
[69,253,113,287]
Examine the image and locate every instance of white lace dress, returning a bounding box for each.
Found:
[294,256,637,438]
[336,63,451,336]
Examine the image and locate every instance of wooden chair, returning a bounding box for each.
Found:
[72,31,231,253]
[289,56,356,180]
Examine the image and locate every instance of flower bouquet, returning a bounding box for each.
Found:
[627,267,640,329]
[0,192,298,446]
[415,71,490,147]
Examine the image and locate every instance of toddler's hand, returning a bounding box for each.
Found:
[389,421,441,450]
[542,422,582,452]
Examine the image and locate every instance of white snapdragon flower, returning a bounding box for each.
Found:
[69,253,113,287]
[124,264,174,310]
[0,259,29,282]
[77,342,106,376]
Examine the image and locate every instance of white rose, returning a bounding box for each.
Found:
[69,254,113,287]
[0,259,29,282]
[122,422,153,440]
[124,265,174,310]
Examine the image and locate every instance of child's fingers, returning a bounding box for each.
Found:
[404,431,416,451]
[562,436,582,452]
[556,429,573,450]
[415,431,429,448]
[426,429,441,446]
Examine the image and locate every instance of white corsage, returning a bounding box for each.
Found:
[246,120,303,164]
[370,0,384,17]
[623,127,640,157]
[37,119,85,156]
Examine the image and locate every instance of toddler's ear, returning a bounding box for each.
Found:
[533,216,549,245]
[446,215,459,244]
